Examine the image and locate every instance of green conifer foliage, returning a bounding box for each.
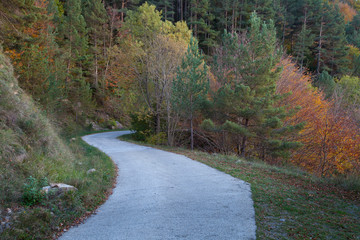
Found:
[346,13,360,49]
[172,37,209,150]
[82,0,109,89]
[205,12,302,160]
[59,0,93,111]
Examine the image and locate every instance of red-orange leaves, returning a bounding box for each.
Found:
[277,58,360,176]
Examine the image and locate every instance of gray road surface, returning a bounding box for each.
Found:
[60,131,256,240]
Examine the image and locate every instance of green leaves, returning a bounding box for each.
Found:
[22,176,48,206]
[172,37,209,116]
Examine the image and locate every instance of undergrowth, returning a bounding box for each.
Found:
[0,137,116,239]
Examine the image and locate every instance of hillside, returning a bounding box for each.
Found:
[0,49,116,239]
[0,48,73,203]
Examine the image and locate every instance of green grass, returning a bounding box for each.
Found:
[0,135,117,239]
[119,134,360,240]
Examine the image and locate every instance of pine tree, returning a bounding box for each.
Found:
[205,12,301,159]
[293,1,315,71]
[313,71,335,99]
[172,37,209,150]
[59,0,93,111]
[82,0,109,89]
[346,13,360,48]
[187,0,217,51]
[149,0,175,21]
[314,1,349,76]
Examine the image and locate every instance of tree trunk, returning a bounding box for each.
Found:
[156,111,161,134]
[190,113,194,150]
[94,35,99,89]
[121,0,125,22]
[317,16,324,76]
[240,118,249,157]
[300,10,308,72]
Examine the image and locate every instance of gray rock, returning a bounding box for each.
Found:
[42,183,78,194]
[6,208,12,215]
[14,153,27,163]
[114,121,124,129]
[87,169,96,175]
[91,122,104,131]
[50,183,78,192]
[41,186,53,194]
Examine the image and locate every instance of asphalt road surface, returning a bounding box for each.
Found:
[60,131,256,240]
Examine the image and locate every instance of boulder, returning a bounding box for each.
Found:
[115,121,124,129]
[87,168,96,175]
[50,183,77,192]
[42,183,77,194]
[91,122,105,131]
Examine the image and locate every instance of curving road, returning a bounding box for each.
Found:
[60,131,256,240]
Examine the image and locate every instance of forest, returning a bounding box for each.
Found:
[1,0,360,238]
[1,0,360,177]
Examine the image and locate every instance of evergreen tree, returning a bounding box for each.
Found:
[346,13,360,48]
[82,0,109,89]
[205,13,301,159]
[187,0,217,51]
[314,71,336,99]
[293,0,315,71]
[59,0,93,111]
[149,0,175,21]
[314,1,349,76]
[172,37,209,150]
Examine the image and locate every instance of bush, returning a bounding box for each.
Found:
[146,132,167,145]
[22,176,48,206]
[130,113,154,141]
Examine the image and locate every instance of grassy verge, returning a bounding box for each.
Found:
[1,134,117,240]
[119,134,360,239]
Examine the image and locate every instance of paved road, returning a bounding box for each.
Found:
[60,131,256,240]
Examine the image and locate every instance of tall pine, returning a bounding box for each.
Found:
[205,13,302,160]
[172,37,209,150]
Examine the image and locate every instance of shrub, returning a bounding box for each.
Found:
[130,113,154,141]
[22,176,48,206]
[146,132,167,145]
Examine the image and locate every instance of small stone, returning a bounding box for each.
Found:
[6,208,12,215]
[280,219,286,222]
[15,153,27,163]
[70,138,76,141]
[87,169,96,174]
[41,186,52,194]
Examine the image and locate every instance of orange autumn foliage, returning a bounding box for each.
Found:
[277,58,360,176]
[337,2,357,23]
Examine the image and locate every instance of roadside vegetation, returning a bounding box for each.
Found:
[0,50,116,239]
[120,134,360,239]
